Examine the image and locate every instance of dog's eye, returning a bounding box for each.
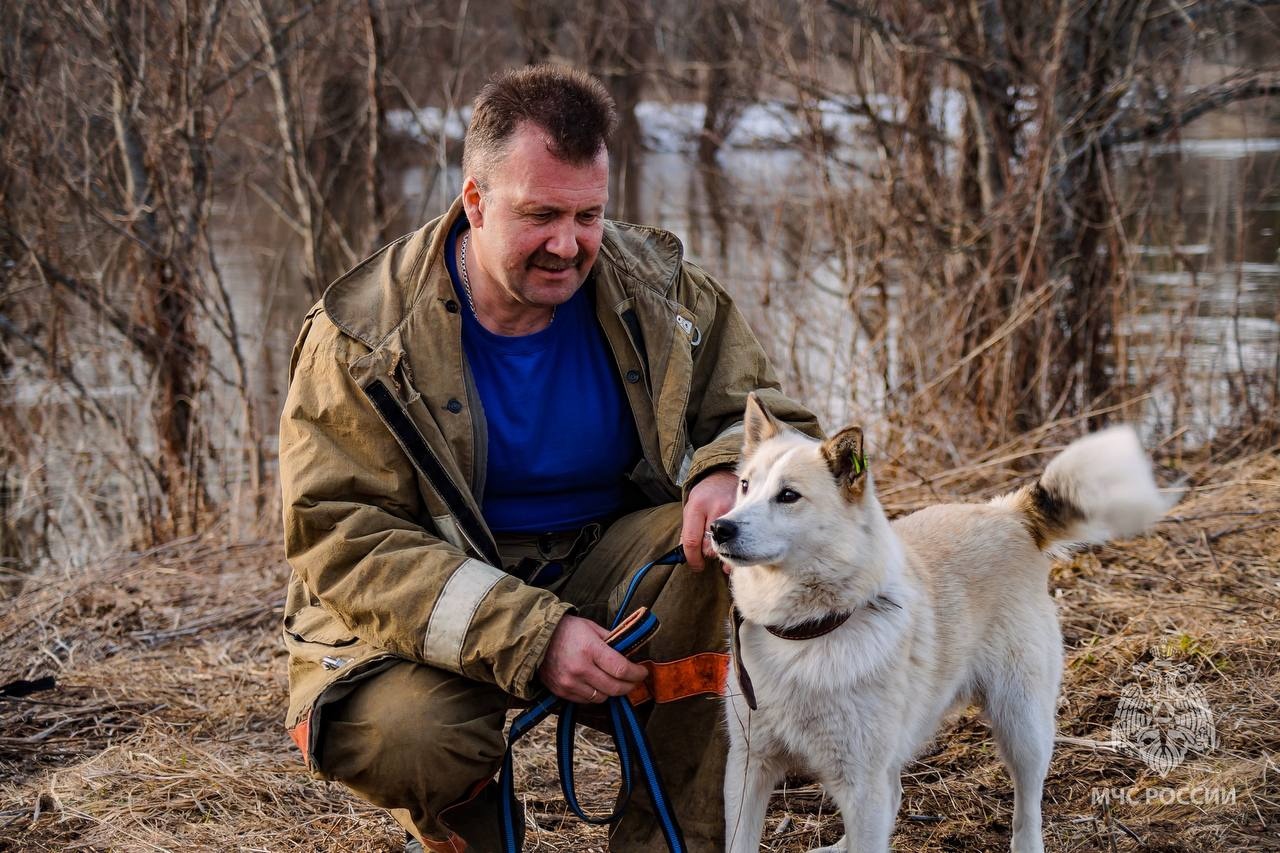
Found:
[775,488,802,504]
[739,479,749,494]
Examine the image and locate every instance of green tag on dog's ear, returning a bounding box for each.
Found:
[850,450,866,476]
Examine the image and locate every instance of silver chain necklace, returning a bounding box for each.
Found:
[460,231,555,326]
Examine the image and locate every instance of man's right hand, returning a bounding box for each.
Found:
[537,615,648,703]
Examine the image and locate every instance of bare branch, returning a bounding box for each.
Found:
[244,0,323,291]
[1108,75,1280,147]
[202,0,331,95]
[0,311,164,488]
[824,0,992,78]
[3,229,157,356]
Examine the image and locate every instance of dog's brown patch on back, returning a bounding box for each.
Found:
[1019,481,1085,549]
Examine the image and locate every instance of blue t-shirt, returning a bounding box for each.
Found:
[445,219,643,533]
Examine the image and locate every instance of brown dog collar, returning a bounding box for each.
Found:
[763,610,853,640]
[730,596,900,710]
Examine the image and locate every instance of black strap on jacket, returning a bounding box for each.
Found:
[362,379,502,567]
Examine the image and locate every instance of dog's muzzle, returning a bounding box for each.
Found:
[709,519,739,547]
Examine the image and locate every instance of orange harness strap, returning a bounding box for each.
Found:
[627,652,730,705]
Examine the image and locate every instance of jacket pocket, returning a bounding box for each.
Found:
[284,604,360,650]
[283,605,397,772]
[283,602,391,733]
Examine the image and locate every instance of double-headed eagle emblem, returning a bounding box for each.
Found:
[1112,656,1217,776]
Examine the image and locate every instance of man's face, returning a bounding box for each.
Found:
[465,123,609,310]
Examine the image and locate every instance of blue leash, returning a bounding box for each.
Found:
[498,546,688,853]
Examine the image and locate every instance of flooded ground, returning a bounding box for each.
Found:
[1122,141,1280,436]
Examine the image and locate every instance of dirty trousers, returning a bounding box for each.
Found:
[312,503,730,852]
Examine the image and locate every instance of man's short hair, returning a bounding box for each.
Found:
[462,64,617,187]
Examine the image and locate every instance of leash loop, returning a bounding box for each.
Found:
[497,546,687,853]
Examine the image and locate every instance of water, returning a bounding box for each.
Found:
[1120,139,1280,438]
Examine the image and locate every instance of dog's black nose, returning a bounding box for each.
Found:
[709,519,738,546]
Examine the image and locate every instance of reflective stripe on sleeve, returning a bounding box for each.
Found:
[423,558,507,671]
[431,514,467,551]
[675,447,695,486]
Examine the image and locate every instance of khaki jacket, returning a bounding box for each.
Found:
[279,198,819,764]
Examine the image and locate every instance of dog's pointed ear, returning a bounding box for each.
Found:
[822,426,868,497]
[742,392,782,456]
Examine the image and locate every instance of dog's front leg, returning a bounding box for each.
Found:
[724,735,777,853]
[811,769,896,853]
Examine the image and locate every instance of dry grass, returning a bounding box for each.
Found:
[1,446,1277,852]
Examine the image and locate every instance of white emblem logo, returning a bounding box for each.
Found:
[1112,654,1217,776]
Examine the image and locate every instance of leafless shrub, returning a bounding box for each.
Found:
[735,0,1279,466]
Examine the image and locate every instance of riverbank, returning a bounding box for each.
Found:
[1,447,1276,851]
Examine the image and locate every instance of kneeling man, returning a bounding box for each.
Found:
[279,64,819,852]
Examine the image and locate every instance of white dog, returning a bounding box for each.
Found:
[711,394,1175,853]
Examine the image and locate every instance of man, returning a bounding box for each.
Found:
[279,65,819,852]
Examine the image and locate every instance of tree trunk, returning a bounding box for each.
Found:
[111,1,209,535]
[587,1,652,223]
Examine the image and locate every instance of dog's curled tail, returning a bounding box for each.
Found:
[998,426,1178,555]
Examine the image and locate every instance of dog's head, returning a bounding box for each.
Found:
[710,392,877,572]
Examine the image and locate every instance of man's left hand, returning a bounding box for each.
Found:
[681,469,738,572]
